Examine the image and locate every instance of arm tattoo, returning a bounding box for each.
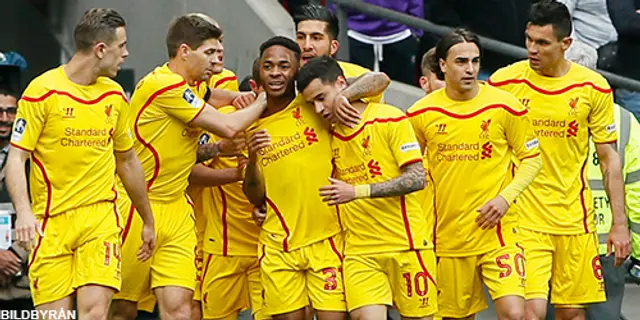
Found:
[370,162,426,198]
[341,72,389,102]
[196,142,220,163]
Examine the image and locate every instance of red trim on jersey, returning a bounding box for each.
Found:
[487,78,613,95]
[28,156,51,269]
[428,172,437,251]
[496,222,506,247]
[200,254,213,287]
[21,90,127,104]
[189,103,207,123]
[407,104,527,119]
[414,250,437,287]
[330,159,343,229]
[265,197,290,252]
[515,242,525,252]
[400,158,423,168]
[332,116,407,141]
[122,204,136,243]
[111,188,123,235]
[214,76,237,88]
[217,186,229,256]
[579,158,590,233]
[520,152,540,161]
[595,139,618,145]
[258,245,266,266]
[400,196,415,250]
[9,143,32,152]
[134,80,187,191]
[328,236,343,262]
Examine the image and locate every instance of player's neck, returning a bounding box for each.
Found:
[167,60,197,86]
[536,59,571,78]
[445,82,480,101]
[264,91,296,116]
[64,54,101,86]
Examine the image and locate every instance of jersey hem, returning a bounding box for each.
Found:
[10,142,33,152]
[519,225,596,235]
[259,230,341,252]
[434,246,501,257]
[344,244,433,256]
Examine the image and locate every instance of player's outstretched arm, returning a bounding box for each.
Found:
[192,93,267,140]
[333,72,391,128]
[243,130,269,207]
[115,148,156,261]
[196,134,246,164]
[6,147,42,248]
[208,89,257,109]
[189,158,245,187]
[597,142,631,266]
[319,162,425,205]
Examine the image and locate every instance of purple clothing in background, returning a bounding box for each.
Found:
[329,0,424,37]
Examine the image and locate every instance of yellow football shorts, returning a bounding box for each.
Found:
[260,234,346,316]
[344,249,438,317]
[114,195,197,302]
[29,201,122,306]
[518,228,605,305]
[200,253,266,320]
[437,244,525,318]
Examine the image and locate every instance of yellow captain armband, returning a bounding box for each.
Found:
[354,184,371,199]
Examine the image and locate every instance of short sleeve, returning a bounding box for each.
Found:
[588,84,617,144]
[113,97,134,152]
[156,82,207,124]
[407,110,427,152]
[11,83,48,151]
[387,116,423,168]
[505,103,540,160]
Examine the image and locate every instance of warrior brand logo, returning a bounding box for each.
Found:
[567,120,579,138]
[362,135,372,156]
[481,142,493,159]
[292,107,305,126]
[568,97,579,116]
[63,107,75,119]
[479,119,491,138]
[435,123,447,134]
[304,127,318,145]
[105,104,113,117]
[368,159,382,178]
[520,98,530,109]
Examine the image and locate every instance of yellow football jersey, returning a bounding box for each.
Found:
[189,106,259,256]
[407,84,540,257]
[331,103,431,255]
[130,64,209,202]
[489,60,617,235]
[337,61,383,104]
[249,95,341,252]
[12,66,133,218]
[208,68,239,92]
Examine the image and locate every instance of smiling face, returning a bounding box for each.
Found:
[296,20,339,65]
[259,45,299,98]
[440,41,480,93]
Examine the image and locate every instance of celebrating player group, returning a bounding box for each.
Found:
[4,1,631,320]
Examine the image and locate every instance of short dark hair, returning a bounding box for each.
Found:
[293,4,340,40]
[434,28,482,80]
[74,8,126,52]
[420,48,438,76]
[0,88,18,101]
[296,56,344,93]
[238,76,252,92]
[259,36,301,60]
[166,15,222,58]
[529,0,572,39]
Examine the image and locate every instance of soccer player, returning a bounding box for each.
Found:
[407,28,542,320]
[203,17,240,92]
[243,36,389,320]
[293,4,384,106]
[297,55,437,320]
[5,8,155,319]
[419,48,445,95]
[110,15,268,320]
[487,2,631,319]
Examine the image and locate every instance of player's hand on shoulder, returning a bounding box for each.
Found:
[252,204,266,227]
[333,94,362,128]
[247,129,271,156]
[319,177,356,205]
[232,91,258,109]
[15,209,42,251]
[475,195,510,230]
